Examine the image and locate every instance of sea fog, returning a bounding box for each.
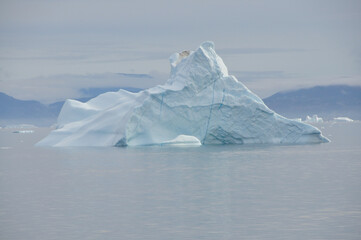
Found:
[0,122,360,240]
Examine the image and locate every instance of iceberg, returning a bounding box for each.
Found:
[333,117,354,122]
[37,41,329,147]
[13,130,34,134]
[304,115,324,123]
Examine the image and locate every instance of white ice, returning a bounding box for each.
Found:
[304,115,324,123]
[37,41,329,147]
[160,135,201,146]
[13,130,34,134]
[333,117,354,122]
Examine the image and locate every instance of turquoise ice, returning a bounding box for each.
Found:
[37,42,329,147]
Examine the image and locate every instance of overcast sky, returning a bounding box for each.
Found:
[0,0,360,103]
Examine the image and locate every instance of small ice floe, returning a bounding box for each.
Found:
[13,130,34,134]
[333,117,354,122]
[304,115,323,123]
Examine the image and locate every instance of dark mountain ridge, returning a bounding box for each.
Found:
[263,85,361,120]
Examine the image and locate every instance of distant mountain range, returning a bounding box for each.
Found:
[0,87,142,126]
[0,92,58,126]
[1,85,360,126]
[263,85,361,120]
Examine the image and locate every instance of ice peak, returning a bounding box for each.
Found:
[169,41,217,69]
[169,50,191,68]
[200,41,215,51]
[167,41,229,90]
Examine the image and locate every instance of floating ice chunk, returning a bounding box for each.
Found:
[13,130,34,134]
[304,115,323,123]
[38,41,329,147]
[333,117,354,122]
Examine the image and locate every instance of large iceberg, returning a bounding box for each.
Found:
[37,42,329,147]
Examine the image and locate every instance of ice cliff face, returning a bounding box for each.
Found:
[37,41,329,147]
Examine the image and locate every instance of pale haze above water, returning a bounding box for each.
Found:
[1,0,360,102]
[0,122,361,240]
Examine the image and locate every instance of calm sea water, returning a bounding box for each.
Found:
[1,122,361,240]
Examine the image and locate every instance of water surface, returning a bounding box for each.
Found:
[1,122,361,239]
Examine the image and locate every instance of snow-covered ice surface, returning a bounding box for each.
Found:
[37,42,329,147]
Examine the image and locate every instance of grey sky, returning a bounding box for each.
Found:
[0,0,360,103]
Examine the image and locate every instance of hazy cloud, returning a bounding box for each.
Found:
[218,48,307,55]
[230,71,295,82]
[241,74,361,98]
[0,0,360,102]
[0,72,168,103]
